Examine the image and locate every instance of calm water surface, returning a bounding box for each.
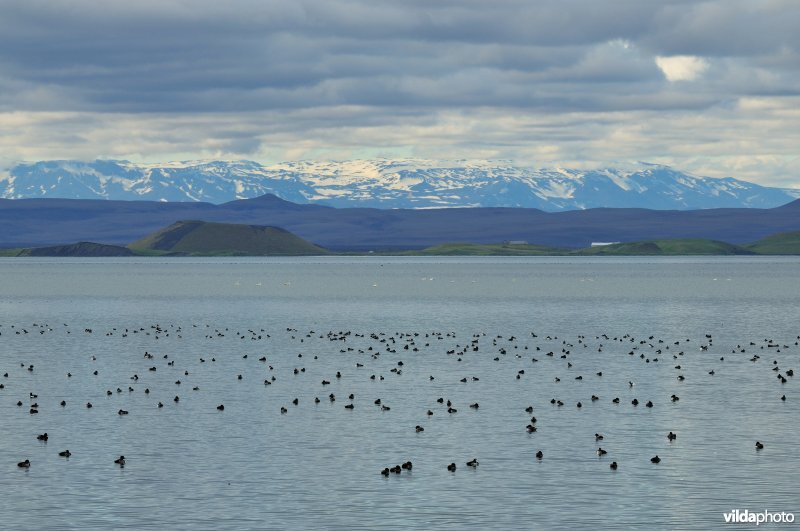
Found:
[0,257,798,530]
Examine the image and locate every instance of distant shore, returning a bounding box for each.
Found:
[2,238,800,257]
[2,219,798,257]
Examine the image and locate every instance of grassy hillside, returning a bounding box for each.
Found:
[387,242,569,256]
[394,238,754,256]
[577,238,753,256]
[746,231,800,254]
[128,220,328,256]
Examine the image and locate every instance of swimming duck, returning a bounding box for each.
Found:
[17,459,31,468]
[114,455,125,466]
[59,450,71,457]
[650,455,661,463]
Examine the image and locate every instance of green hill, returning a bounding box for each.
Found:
[383,238,759,256]
[391,242,569,256]
[746,231,800,254]
[576,238,753,256]
[128,221,328,256]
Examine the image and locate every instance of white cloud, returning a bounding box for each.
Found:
[2,96,800,188]
[655,55,709,82]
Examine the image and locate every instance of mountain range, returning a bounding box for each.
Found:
[2,159,797,211]
[1,193,799,251]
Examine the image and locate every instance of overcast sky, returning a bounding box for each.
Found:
[0,0,798,186]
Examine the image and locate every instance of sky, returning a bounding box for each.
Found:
[0,0,798,187]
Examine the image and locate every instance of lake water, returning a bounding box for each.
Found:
[0,257,798,530]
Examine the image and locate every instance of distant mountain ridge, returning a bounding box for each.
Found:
[2,159,797,211]
[1,193,799,251]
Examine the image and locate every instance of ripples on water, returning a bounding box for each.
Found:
[0,257,798,530]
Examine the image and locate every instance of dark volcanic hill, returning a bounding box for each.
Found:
[129,220,328,255]
[18,242,135,257]
[1,194,798,250]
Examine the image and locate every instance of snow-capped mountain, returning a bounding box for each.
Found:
[1,159,797,211]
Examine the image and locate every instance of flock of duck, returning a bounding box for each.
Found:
[1,322,794,476]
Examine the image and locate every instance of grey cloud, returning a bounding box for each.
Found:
[643,0,800,57]
[0,0,798,187]
[1,0,797,113]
